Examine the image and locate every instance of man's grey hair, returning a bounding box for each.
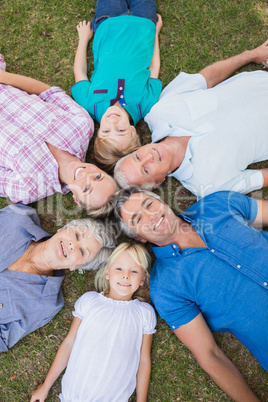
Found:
[114,155,155,191]
[61,218,116,270]
[114,187,162,239]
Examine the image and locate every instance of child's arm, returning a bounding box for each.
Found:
[135,334,154,402]
[148,14,163,79]
[0,70,50,94]
[30,317,82,402]
[73,20,94,83]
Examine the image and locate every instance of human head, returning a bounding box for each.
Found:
[97,105,139,167]
[58,218,116,271]
[114,142,171,190]
[94,128,141,172]
[114,188,178,246]
[95,242,151,302]
[67,162,119,217]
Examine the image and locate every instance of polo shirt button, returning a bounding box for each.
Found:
[172,253,175,256]
[119,87,123,90]
[122,103,126,106]
[172,326,175,329]
[0,303,3,308]
[264,282,267,287]
[173,245,176,249]
[211,249,215,253]
[237,265,241,269]
[120,95,124,98]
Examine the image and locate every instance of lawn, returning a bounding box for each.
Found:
[0,0,268,400]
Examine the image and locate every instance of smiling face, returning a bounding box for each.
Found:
[105,250,145,301]
[99,105,136,151]
[68,162,117,210]
[44,225,101,271]
[120,192,178,246]
[118,143,172,188]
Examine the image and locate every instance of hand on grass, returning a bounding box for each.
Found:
[30,383,49,402]
[156,14,163,34]
[250,39,268,65]
[77,20,94,43]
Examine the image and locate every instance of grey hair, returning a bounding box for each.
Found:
[61,218,116,270]
[114,187,162,238]
[114,155,156,191]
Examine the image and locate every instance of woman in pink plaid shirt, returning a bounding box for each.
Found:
[0,55,118,217]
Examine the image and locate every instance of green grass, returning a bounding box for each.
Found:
[1,0,268,400]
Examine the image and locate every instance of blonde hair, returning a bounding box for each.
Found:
[95,242,151,302]
[80,188,120,218]
[94,127,141,173]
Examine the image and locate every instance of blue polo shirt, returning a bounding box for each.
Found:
[71,16,162,125]
[150,191,268,370]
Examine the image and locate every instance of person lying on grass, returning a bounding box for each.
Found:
[31,243,156,402]
[114,188,268,401]
[0,55,118,217]
[0,203,115,352]
[72,0,163,172]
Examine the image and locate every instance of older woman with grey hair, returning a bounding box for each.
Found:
[0,204,115,352]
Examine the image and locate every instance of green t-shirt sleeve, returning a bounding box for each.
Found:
[71,80,93,117]
[141,78,162,117]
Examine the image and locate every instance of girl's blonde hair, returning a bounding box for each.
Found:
[95,242,151,302]
[94,128,141,173]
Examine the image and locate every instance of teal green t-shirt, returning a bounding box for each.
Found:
[71,15,162,125]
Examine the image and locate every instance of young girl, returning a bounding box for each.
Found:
[30,243,157,402]
[71,0,163,172]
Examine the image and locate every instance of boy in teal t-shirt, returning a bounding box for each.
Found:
[72,0,162,172]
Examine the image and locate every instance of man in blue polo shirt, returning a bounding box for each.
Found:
[114,188,268,401]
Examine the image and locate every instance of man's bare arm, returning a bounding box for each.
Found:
[173,313,260,401]
[199,39,268,88]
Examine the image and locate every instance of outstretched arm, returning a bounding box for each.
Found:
[199,39,268,88]
[149,14,163,79]
[30,317,81,402]
[136,334,153,402]
[173,313,260,401]
[252,197,268,228]
[0,70,50,94]
[73,20,93,83]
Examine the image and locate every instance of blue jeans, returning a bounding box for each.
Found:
[91,0,157,31]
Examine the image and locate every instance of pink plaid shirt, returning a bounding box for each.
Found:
[0,56,94,204]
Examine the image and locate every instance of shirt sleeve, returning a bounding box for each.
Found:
[140,78,163,117]
[160,72,207,99]
[224,191,258,223]
[72,292,95,320]
[189,191,258,224]
[0,166,40,204]
[221,169,264,196]
[141,302,157,335]
[71,80,93,116]
[151,285,200,330]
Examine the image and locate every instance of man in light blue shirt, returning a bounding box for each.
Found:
[114,40,268,198]
[114,188,268,401]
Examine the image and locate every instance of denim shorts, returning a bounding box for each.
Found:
[91,0,158,31]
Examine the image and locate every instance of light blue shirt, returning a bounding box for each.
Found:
[150,192,268,370]
[0,204,64,352]
[145,71,268,198]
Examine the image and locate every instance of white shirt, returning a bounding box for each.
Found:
[60,292,156,402]
[145,71,268,198]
